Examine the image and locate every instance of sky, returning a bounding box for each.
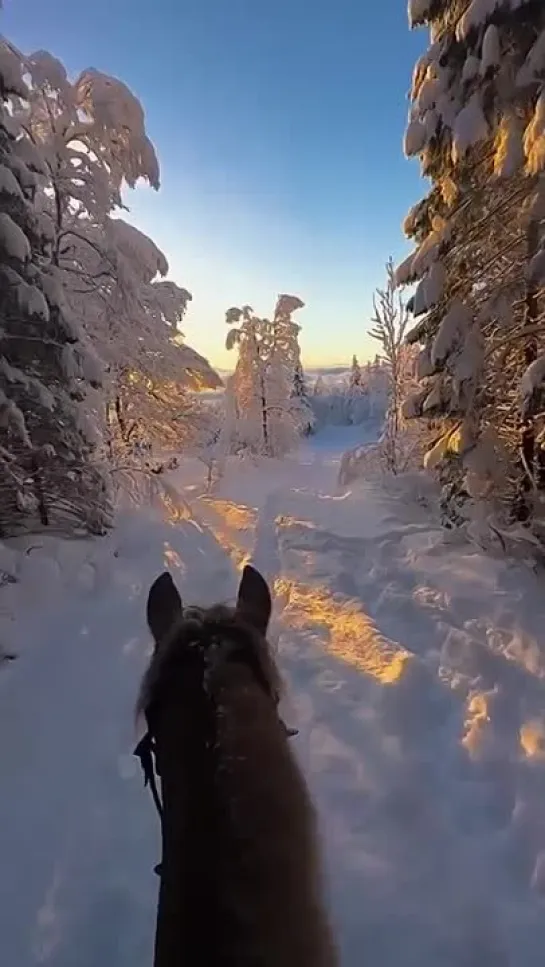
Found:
[2,0,428,370]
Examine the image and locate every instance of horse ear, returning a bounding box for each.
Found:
[147,571,182,644]
[236,564,272,635]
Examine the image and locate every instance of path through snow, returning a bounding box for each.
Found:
[2,425,545,966]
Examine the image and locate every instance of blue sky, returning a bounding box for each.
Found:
[2,0,427,369]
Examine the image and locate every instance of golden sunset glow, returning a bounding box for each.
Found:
[197,497,257,571]
[520,719,545,759]
[461,691,491,759]
[274,576,410,685]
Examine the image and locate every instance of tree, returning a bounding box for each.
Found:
[397,0,545,524]
[370,258,408,468]
[344,353,370,424]
[313,374,326,396]
[14,49,220,467]
[370,258,424,472]
[225,295,306,457]
[349,355,363,390]
[291,360,315,436]
[70,217,221,458]
[0,38,110,536]
[14,50,159,268]
[225,304,266,453]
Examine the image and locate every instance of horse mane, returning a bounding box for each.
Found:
[136,603,284,725]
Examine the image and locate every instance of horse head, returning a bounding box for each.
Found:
[136,564,337,967]
[138,564,280,726]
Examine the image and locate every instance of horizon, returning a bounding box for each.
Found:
[215,359,376,376]
[2,0,427,371]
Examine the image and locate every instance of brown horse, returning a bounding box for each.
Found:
[136,564,338,967]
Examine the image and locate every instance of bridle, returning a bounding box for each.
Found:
[134,627,298,876]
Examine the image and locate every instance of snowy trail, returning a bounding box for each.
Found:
[273,509,545,966]
[3,425,545,966]
[190,435,545,966]
[0,501,242,967]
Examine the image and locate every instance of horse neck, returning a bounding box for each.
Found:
[153,662,338,967]
[152,671,222,967]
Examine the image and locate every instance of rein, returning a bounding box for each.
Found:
[134,632,298,876]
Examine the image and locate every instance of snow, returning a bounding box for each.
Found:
[0,358,56,412]
[415,74,438,114]
[416,346,435,380]
[402,387,428,419]
[108,218,168,284]
[462,54,480,83]
[3,426,545,965]
[431,300,471,367]
[413,221,451,281]
[412,260,445,316]
[450,328,483,389]
[521,353,545,400]
[451,94,489,163]
[422,376,443,411]
[524,92,545,176]
[404,116,427,158]
[2,266,50,320]
[494,113,524,179]
[74,68,160,190]
[517,33,545,87]
[13,135,49,176]
[481,24,501,74]
[456,0,499,42]
[27,49,70,93]
[0,386,29,443]
[408,0,433,27]
[528,247,545,285]
[0,40,27,98]
[456,0,533,41]
[396,222,451,288]
[0,212,31,263]
[0,163,24,199]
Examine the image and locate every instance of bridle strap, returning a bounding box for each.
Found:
[133,727,164,876]
[134,731,163,820]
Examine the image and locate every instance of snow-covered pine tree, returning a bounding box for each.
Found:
[0,38,110,536]
[344,353,370,424]
[313,374,326,396]
[398,0,545,524]
[349,354,363,390]
[225,305,266,454]
[291,360,315,436]
[292,360,307,398]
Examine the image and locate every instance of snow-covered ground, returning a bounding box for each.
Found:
[2,425,545,966]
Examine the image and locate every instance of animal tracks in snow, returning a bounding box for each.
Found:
[4,436,545,966]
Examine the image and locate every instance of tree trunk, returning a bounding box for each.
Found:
[115,394,128,440]
[260,375,269,455]
[105,400,114,460]
[30,452,49,527]
[517,219,543,517]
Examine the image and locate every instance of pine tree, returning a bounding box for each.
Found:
[398,0,545,523]
[313,374,326,396]
[291,360,315,436]
[349,355,363,390]
[0,38,110,536]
